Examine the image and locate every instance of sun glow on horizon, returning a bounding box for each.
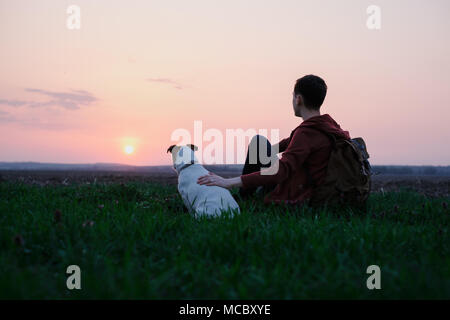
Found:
[124,145,135,155]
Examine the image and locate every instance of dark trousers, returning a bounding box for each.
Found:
[239,135,277,197]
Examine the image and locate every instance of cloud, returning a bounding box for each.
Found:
[146,77,184,90]
[0,110,75,130]
[0,110,15,122]
[0,99,28,107]
[0,88,98,110]
[0,88,98,130]
[24,88,98,110]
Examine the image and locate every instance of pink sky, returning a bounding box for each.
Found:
[0,0,449,166]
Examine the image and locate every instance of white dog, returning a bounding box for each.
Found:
[167,144,240,218]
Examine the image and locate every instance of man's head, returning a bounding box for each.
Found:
[292,75,327,117]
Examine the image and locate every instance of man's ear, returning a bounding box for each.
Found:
[187,144,198,151]
[295,94,303,107]
[167,145,176,153]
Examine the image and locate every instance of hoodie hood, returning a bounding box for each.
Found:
[300,114,350,140]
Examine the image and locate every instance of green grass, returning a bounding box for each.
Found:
[0,181,449,299]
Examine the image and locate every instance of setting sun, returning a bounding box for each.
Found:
[124,145,135,155]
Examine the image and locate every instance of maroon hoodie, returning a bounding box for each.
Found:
[240,114,350,205]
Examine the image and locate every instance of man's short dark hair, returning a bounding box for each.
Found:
[294,75,327,110]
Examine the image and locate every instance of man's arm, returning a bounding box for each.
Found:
[197,131,304,189]
[240,129,312,189]
[275,137,290,154]
[270,137,290,155]
[197,173,242,189]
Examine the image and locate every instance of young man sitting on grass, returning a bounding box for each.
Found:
[197,75,351,205]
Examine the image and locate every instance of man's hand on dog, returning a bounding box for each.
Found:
[197,172,243,189]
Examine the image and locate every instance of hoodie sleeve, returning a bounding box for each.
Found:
[277,137,290,153]
[275,127,297,153]
[241,128,312,189]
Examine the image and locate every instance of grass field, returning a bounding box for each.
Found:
[0,181,449,299]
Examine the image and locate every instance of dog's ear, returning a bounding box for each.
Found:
[187,144,198,151]
[167,145,176,153]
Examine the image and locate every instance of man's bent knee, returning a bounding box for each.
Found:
[248,135,272,166]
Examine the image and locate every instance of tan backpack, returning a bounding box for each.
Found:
[307,129,372,209]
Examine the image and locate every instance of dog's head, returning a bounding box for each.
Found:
[167,144,198,173]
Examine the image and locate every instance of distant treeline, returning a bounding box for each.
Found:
[371,165,450,176]
[0,162,449,176]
